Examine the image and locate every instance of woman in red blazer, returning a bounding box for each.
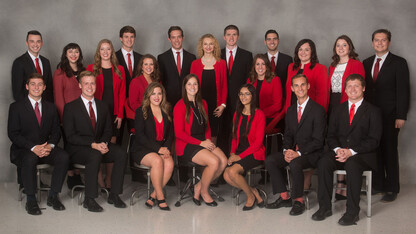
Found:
[190,34,227,141]
[129,54,161,112]
[87,39,126,189]
[248,54,283,131]
[174,74,227,207]
[285,39,329,112]
[223,84,266,211]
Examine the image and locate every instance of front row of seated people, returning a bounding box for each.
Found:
[8,71,381,226]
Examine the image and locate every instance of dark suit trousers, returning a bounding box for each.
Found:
[265,152,314,199]
[70,143,127,198]
[20,147,69,196]
[317,153,370,215]
[374,120,400,193]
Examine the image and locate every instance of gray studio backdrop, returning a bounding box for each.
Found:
[0,0,415,183]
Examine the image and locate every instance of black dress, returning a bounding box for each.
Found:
[182,102,207,161]
[101,68,118,137]
[201,69,220,137]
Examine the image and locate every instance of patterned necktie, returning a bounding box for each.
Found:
[271,56,276,72]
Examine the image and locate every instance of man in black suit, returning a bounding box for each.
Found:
[63,71,127,212]
[12,30,53,102]
[219,25,253,155]
[264,29,293,98]
[265,74,326,216]
[8,73,69,215]
[158,26,196,107]
[312,74,382,225]
[363,29,410,202]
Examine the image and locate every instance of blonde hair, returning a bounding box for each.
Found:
[197,34,221,61]
[93,39,122,78]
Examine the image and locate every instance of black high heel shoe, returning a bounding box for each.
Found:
[157,199,171,211]
[193,196,201,206]
[202,197,218,207]
[145,196,156,208]
[243,200,257,211]
[255,188,265,208]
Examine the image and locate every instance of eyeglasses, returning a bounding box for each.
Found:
[238,92,252,97]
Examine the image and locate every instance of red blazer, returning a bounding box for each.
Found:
[128,75,149,112]
[285,62,329,112]
[86,64,126,118]
[53,68,81,122]
[328,58,365,104]
[231,109,266,160]
[174,99,211,156]
[248,76,283,119]
[190,59,227,107]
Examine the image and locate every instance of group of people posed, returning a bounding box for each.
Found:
[8,24,409,227]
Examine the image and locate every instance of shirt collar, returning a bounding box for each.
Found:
[121,48,132,57]
[171,48,183,54]
[80,95,95,106]
[226,46,237,55]
[376,51,389,60]
[27,51,39,60]
[28,95,41,107]
[348,98,364,110]
[297,96,309,109]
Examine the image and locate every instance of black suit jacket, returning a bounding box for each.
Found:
[265,52,293,97]
[158,49,196,106]
[12,52,53,102]
[7,97,60,165]
[221,47,253,112]
[327,100,382,169]
[131,107,173,153]
[284,98,326,165]
[115,49,143,96]
[62,97,112,152]
[363,52,409,121]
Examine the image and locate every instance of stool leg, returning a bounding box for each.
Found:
[37,169,41,202]
[367,173,372,217]
[147,170,151,198]
[332,171,337,203]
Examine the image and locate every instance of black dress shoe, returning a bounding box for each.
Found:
[202,198,218,207]
[157,199,171,211]
[83,198,103,212]
[108,193,127,208]
[335,193,347,201]
[266,197,292,209]
[47,195,65,211]
[289,201,305,216]
[312,208,332,221]
[26,200,42,215]
[193,196,201,206]
[371,188,384,195]
[381,192,397,203]
[338,213,359,226]
[243,200,257,211]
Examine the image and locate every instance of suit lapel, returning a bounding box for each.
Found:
[348,101,368,134]
[168,50,180,77]
[24,98,40,129]
[24,52,37,71]
[377,52,393,82]
[230,47,241,76]
[78,98,95,133]
[297,100,312,130]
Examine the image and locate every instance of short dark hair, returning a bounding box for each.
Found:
[78,70,96,83]
[291,74,309,85]
[27,73,44,84]
[265,29,279,40]
[345,74,366,88]
[372,29,391,41]
[119,26,136,38]
[26,30,42,41]
[168,26,184,38]
[224,25,239,35]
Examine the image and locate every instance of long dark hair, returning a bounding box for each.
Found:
[182,74,208,124]
[330,35,359,67]
[141,82,171,122]
[233,84,257,139]
[293,39,319,71]
[57,43,85,78]
[136,54,161,81]
[248,54,274,84]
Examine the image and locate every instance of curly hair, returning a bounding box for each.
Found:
[92,39,121,78]
[248,54,274,84]
[141,82,171,122]
[136,54,160,82]
[196,34,221,61]
[57,43,85,78]
[330,35,359,67]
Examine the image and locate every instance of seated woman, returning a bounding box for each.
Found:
[130,82,174,211]
[223,84,266,211]
[174,74,227,207]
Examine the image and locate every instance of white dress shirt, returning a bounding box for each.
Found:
[81,95,97,122]
[121,48,134,68]
[171,48,183,69]
[28,51,43,74]
[371,51,389,77]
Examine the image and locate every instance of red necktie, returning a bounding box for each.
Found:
[89,101,96,131]
[127,53,133,78]
[349,103,355,125]
[35,58,42,75]
[271,56,276,72]
[373,58,381,82]
[35,102,41,126]
[228,51,234,75]
[297,106,302,123]
[176,52,181,76]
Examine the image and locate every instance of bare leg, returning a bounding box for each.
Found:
[225,164,255,207]
[192,149,220,203]
[141,153,166,207]
[161,156,174,188]
[211,147,227,179]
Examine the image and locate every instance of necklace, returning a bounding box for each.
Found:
[191,103,204,125]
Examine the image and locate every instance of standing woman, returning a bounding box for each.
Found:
[131,82,173,210]
[223,84,266,211]
[174,74,227,206]
[190,34,227,142]
[53,42,85,189]
[129,54,161,112]
[248,54,283,130]
[285,39,329,112]
[87,39,126,189]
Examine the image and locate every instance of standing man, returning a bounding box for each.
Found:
[363,29,410,202]
[264,29,293,98]
[313,74,382,225]
[63,71,127,212]
[219,25,253,155]
[12,30,53,102]
[158,26,196,107]
[265,74,326,216]
[8,73,69,215]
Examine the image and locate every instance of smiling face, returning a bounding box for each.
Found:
[255,58,267,78]
[223,29,239,48]
[264,32,279,52]
[99,42,112,61]
[372,33,390,56]
[168,30,184,50]
[120,32,135,51]
[79,75,96,100]
[336,39,350,58]
[239,87,252,106]
[298,42,311,64]
[26,34,43,57]
[66,48,80,65]
[291,76,310,101]
[202,37,215,55]
[141,58,155,76]
[185,77,199,99]
[345,79,365,103]
[150,87,163,106]
[26,78,45,101]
